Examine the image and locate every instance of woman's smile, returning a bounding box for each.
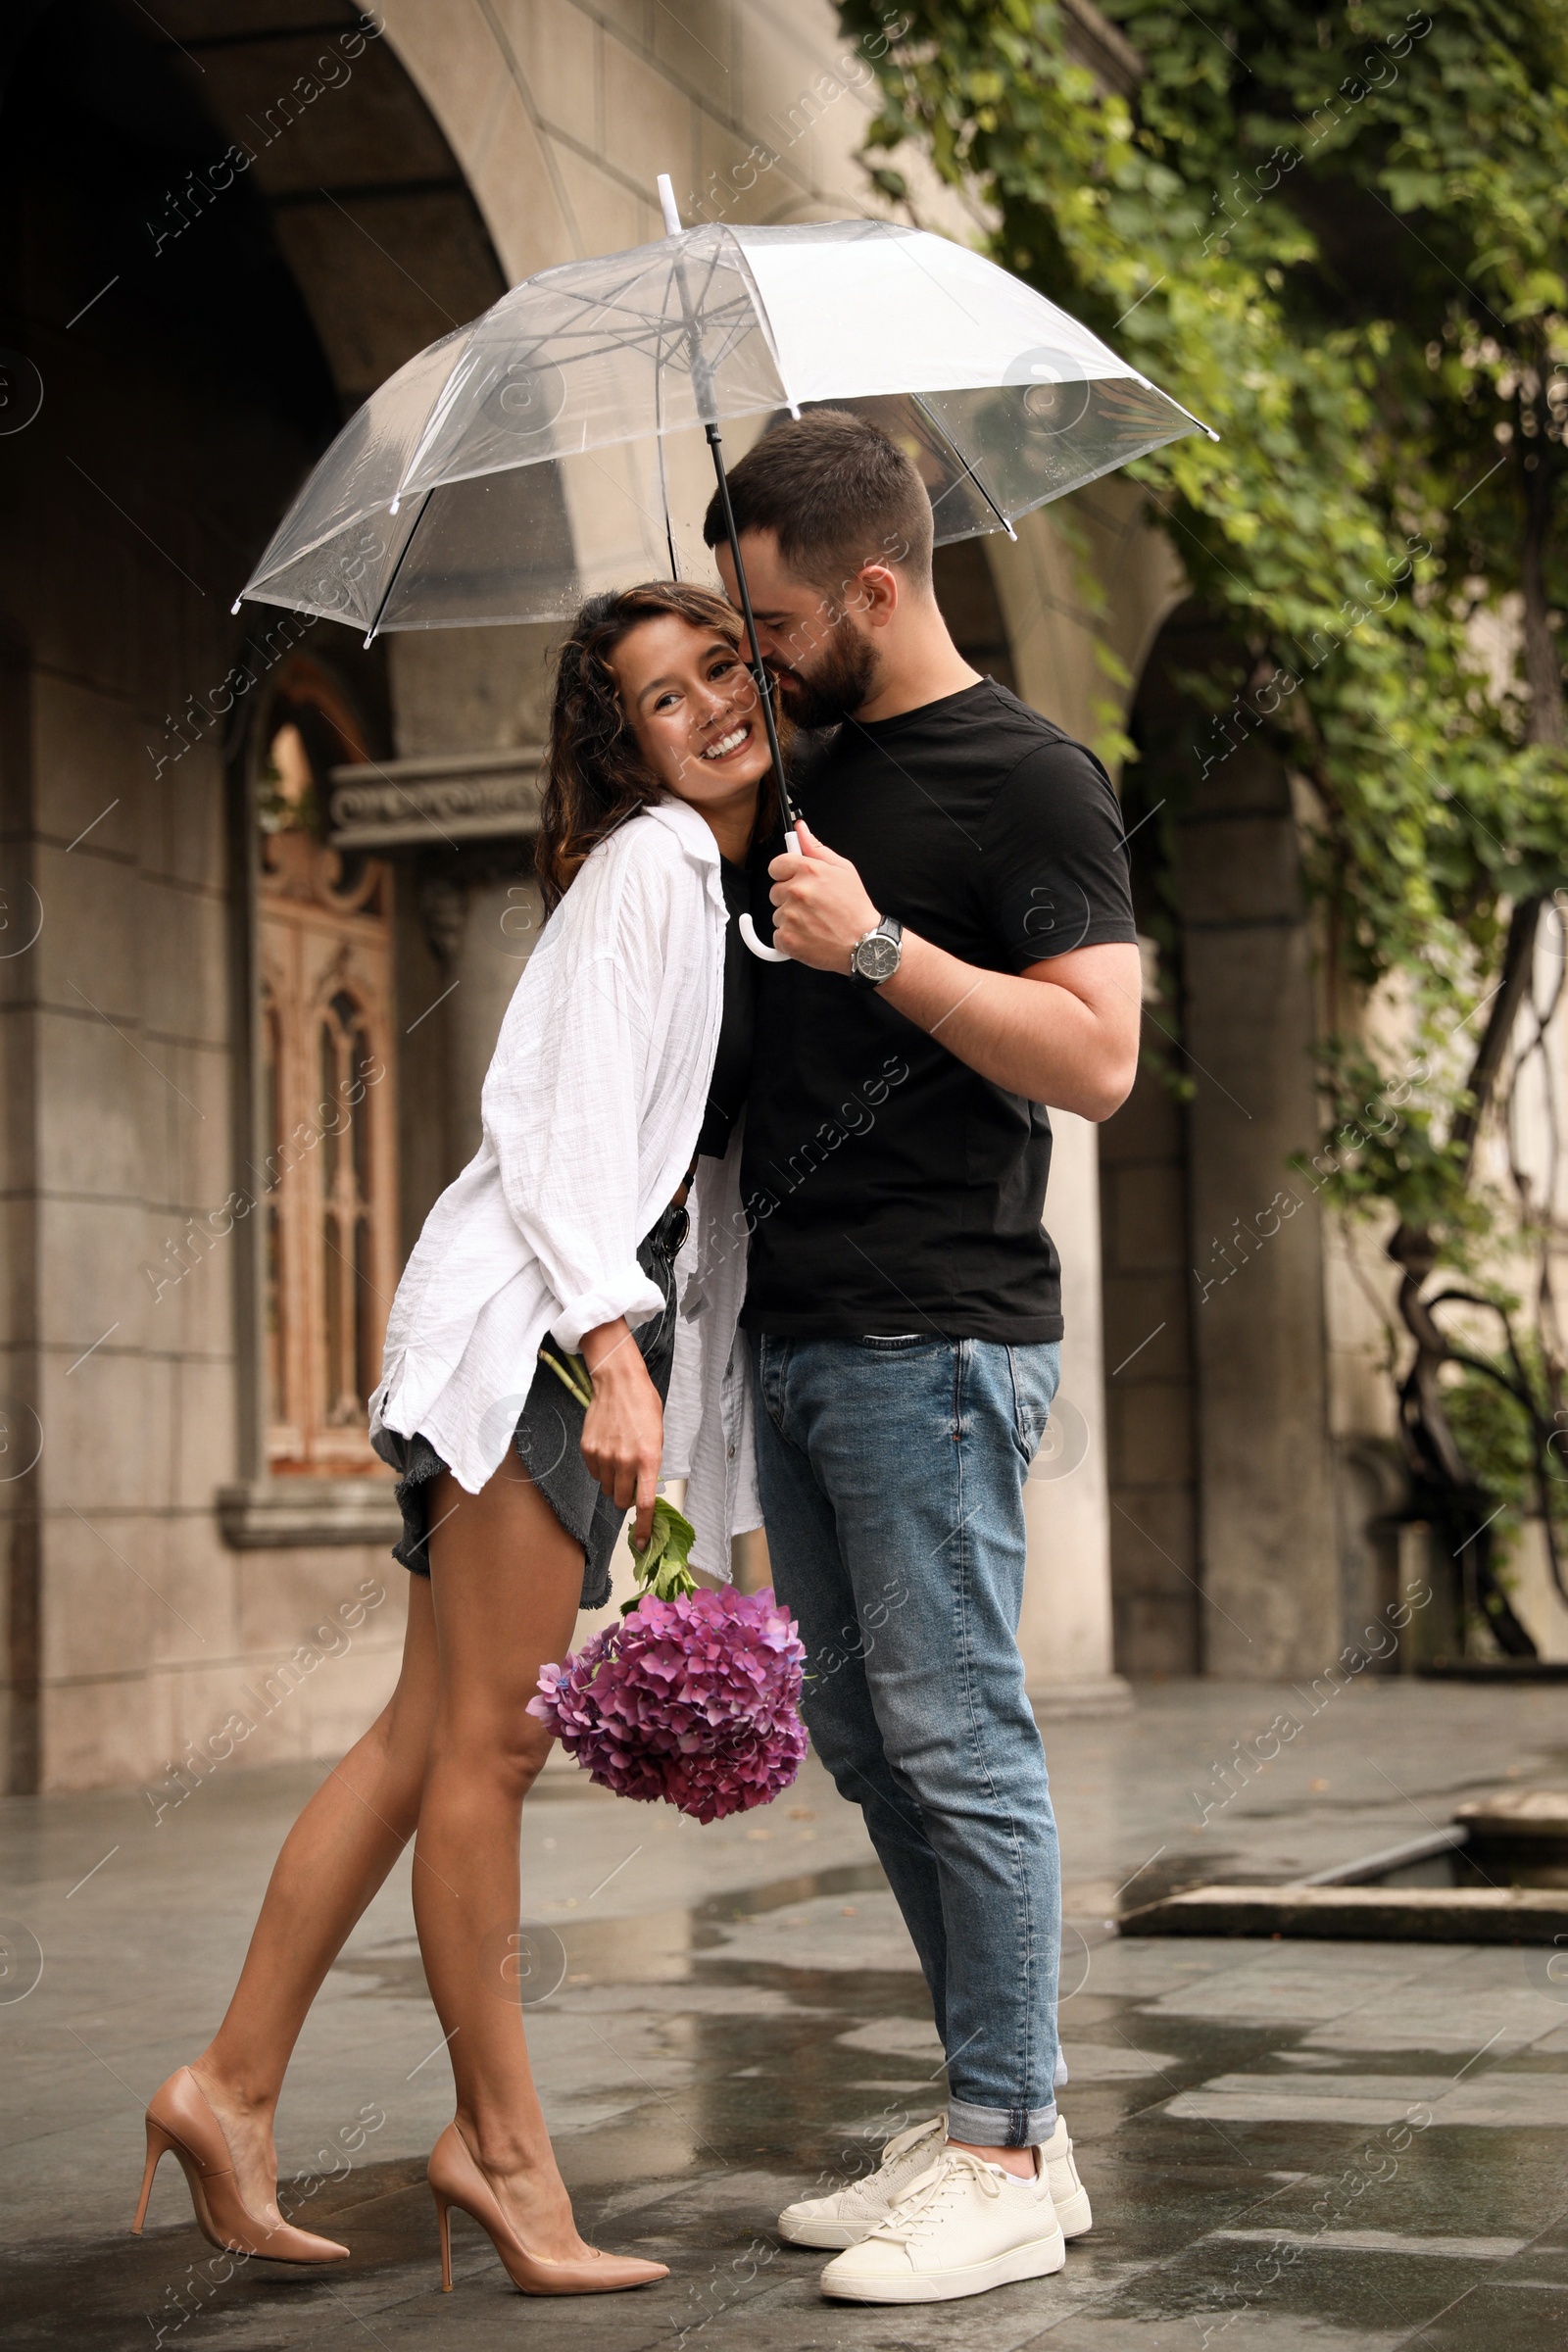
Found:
[701,718,754,761]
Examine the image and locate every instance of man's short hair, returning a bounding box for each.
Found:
[702,409,934,602]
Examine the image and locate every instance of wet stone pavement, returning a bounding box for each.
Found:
[4,1677,1568,2350]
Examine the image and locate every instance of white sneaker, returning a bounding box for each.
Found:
[1041,2114,1093,2236]
[777,2115,946,2249]
[818,2144,1065,2304]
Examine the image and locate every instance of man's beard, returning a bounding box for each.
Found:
[771,619,879,730]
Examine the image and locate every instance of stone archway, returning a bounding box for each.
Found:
[113,2,507,411]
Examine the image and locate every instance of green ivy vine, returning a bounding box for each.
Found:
[838,0,1568,1634]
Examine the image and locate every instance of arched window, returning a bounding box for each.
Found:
[256,660,397,1473]
[319,985,383,1424]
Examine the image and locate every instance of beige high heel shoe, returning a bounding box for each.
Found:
[428,2121,667,2295]
[132,2067,350,2264]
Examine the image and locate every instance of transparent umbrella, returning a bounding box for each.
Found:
[236,179,1214,947]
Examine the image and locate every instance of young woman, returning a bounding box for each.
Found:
[132,582,774,2297]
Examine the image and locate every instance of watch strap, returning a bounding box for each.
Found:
[851,914,903,987]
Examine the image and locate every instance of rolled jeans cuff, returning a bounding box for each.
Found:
[946,2098,1057,2149]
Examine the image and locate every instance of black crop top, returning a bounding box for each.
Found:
[695,858,756,1160]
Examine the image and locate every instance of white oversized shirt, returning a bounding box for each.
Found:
[369,796,760,1577]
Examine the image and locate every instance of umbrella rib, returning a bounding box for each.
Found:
[402,336,485,507]
[521,255,672,325]
[1008,423,1204,524]
[689,238,728,315]
[532,301,756,368]
[689,250,761,399]
[453,270,675,387]
[911,393,1018,541]
[654,260,696,391]
[362,491,431,643]
[690,308,763,384]
[651,297,680,579]
[491,249,726,344]
[454,294,759,388]
[656,250,751,358]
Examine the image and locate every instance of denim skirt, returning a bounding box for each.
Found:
[371,1203,684,1612]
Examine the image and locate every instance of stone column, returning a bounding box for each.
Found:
[982,506,1172,1716]
[1021,1111,1132,1713]
[1177,745,1340,1676]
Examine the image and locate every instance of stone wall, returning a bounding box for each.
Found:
[0,6,413,1790]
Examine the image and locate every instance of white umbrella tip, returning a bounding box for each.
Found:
[230,597,241,614]
[656,173,683,237]
[390,495,401,515]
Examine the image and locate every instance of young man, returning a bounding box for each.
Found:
[703,412,1141,2306]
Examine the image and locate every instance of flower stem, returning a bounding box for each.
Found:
[537,1343,593,1410]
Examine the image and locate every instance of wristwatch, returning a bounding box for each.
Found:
[850,913,904,988]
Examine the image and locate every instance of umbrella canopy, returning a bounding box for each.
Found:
[235,214,1214,639]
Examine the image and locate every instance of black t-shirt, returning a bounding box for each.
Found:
[739,679,1137,1341]
[695,858,755,1160]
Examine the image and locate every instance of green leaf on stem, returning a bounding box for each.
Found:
[622,1496,701,1614]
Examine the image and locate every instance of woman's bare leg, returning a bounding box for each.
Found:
[414,1453,593,2260]
[189,1575,439,2222]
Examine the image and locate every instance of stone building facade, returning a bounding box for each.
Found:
[6,0,1559,1794]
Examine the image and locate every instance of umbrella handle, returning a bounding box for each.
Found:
[739,914,789,964]
[739,826,799,962]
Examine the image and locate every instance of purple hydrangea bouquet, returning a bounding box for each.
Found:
[527,1496,808,1823]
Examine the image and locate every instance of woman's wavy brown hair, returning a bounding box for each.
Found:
[535,580,783,912]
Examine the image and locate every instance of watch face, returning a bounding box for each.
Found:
[857,930,901,984]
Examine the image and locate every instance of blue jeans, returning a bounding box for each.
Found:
[751,1331,1062,2147]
